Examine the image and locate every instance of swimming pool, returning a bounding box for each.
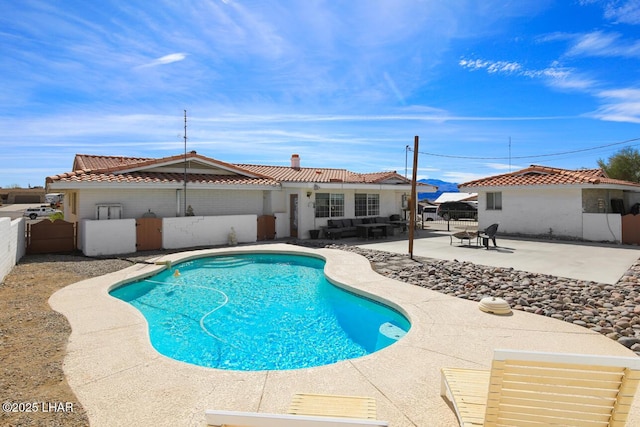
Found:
[110,253,410,371]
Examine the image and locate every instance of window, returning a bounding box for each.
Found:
[71,192,77,215]
[96,204,122,220]
[355,194,380,216]
[315,193,344,218]
[487,192,502,210]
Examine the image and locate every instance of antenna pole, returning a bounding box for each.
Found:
[509,136,511,172]
[405,145,409,178]
[183,110,187,216]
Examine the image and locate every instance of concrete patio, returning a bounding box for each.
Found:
[49,243,640,426]
[354,225,640,285]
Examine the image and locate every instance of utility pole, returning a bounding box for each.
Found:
[408,136,419,259]
[183,110,187,216]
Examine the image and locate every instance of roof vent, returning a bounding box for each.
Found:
[519,171,548,177]
[291,154,300,170]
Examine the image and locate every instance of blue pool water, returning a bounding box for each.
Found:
[110,253,410,371]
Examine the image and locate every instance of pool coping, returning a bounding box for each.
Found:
[49,244,640,426]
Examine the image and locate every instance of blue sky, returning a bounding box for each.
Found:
[2,0,640,188]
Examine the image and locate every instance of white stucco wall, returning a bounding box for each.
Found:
[0,218,25,283]
[162,215,257,249]
[71,185,408,240]
[274,212,288,239]
[289,188,408,239]
[582,213,622,242]
[81,219,136,257]
[478,187,583,238]
[76,188,265,220]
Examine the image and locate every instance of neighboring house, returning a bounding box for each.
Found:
[459,164,640,243]
[46,152,435,247]
[0,187,45,204]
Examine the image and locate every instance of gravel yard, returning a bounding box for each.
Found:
[0,254,145,427]
[1,244,639,426]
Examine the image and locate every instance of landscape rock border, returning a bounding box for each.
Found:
[299,241,640,355]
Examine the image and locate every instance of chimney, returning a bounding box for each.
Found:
[291,154,300,170]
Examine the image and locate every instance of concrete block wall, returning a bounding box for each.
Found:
[0,217,26,283]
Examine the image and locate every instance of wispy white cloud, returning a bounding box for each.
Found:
[459,58,522,74]
[459,57,597,91]
[136,53,188,69]
[442,171,487,183]
[566,31,640,57]
[591,88,640,123]
[484,162,520,171]
[526,67,598,90]
[604,0,640,24]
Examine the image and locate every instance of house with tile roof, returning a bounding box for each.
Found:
[46,152,433,253]
[459,165,640,243]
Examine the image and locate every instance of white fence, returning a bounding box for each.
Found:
[162,215,256,249]
[0,217,26,283]
[80,218,137,257]
[80,214,258,257]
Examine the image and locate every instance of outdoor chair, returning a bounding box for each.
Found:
[206,393,388,426]
[440,349,640,427]
[478,223,498,249]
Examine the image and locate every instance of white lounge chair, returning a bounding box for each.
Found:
[441,349,640,427]
[206,393,388,427]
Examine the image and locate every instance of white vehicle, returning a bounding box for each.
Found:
[23,206,62,220]
[422,205,438,221]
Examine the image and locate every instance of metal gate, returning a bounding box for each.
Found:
[622,214,640,245]
[27,219,76,254]
[257,215,276,241]
[136,218,163,251]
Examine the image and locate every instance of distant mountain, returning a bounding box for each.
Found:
[418,179,459,202]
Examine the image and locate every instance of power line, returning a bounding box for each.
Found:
[407,136,640,161]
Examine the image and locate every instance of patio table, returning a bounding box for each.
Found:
[356,223,393,239]
[450,230,478,246]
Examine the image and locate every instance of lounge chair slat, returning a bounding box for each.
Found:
[500,364,626,381]
[288,394,377,419]
[496,396,616,414]
[494,403,614,421]
[441,349,640,427]
[489,380,625,398]
[496,388,617,405]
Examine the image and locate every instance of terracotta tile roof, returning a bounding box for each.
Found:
[72,154,153,171]
[72,153,268,178]
[236,164,411,184]
[48,153,411,187]
[48,170,279,186]
[460,165,640,188]
[236,164,351,183]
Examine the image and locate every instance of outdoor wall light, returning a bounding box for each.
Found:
[306,191,312,198]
